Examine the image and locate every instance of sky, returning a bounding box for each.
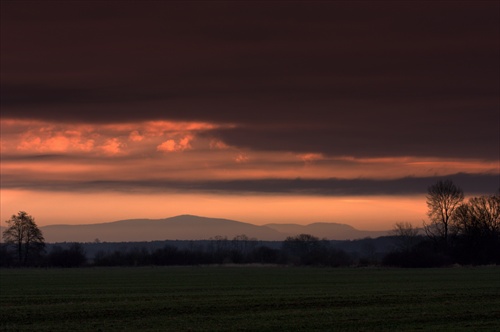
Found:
[1,1,499,231]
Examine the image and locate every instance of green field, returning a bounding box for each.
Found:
[1,266,499,331]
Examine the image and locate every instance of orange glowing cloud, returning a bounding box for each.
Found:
[298,153,324,164]
[2,119,228,157]
[16,130,96,153]
[209,139,230,150]
[100,138,126,155]
[157,135,193,153]
[128,130,144,142]
[157,140,177,152]
[235,153,249,163]
[2,119,497,198]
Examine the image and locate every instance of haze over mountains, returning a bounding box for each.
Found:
[40,215,389,243]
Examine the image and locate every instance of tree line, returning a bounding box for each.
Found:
[386,180,500,266]
[1,180,499,268]
[0,229,356,268]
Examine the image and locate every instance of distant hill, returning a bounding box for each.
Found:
[264,223,389,240]
[41,215,282,242]
[40,214,390,243]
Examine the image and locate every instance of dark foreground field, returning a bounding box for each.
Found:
[1,266,499,331]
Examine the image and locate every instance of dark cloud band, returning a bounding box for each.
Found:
[2,1,498,160]
[3,173,498,196]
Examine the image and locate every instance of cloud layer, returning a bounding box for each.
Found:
[1,1,498,232]
[2,1,498,161]
[2,170,497,197]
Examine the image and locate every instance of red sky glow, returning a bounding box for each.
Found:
[1,1,498,234]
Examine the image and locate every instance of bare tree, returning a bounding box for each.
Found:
[391,222,420,252]
[454,194,500,238]
[452,194,500,264]
[2,211,45,265]
[424,180,464,244]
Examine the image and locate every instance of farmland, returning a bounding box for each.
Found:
[1,266,499,331]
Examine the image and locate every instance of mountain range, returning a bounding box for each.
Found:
[40,214,390,243]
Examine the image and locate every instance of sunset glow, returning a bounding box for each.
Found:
[1,1,498,234]
[0,189,427,231]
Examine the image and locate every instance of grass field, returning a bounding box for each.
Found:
[1,266,499,331]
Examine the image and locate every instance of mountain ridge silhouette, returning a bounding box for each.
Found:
[40,214,390,242]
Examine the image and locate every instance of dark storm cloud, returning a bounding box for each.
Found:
[2,172,498,196]
[2,1,499,158]
[205,120,498,159]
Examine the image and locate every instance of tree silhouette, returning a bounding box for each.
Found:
[391,222,420,252]
[282,234,330,265]
[452,194,500,264]
[2,211,45,265]
[48,243,87,267]
[424,180,464,245]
